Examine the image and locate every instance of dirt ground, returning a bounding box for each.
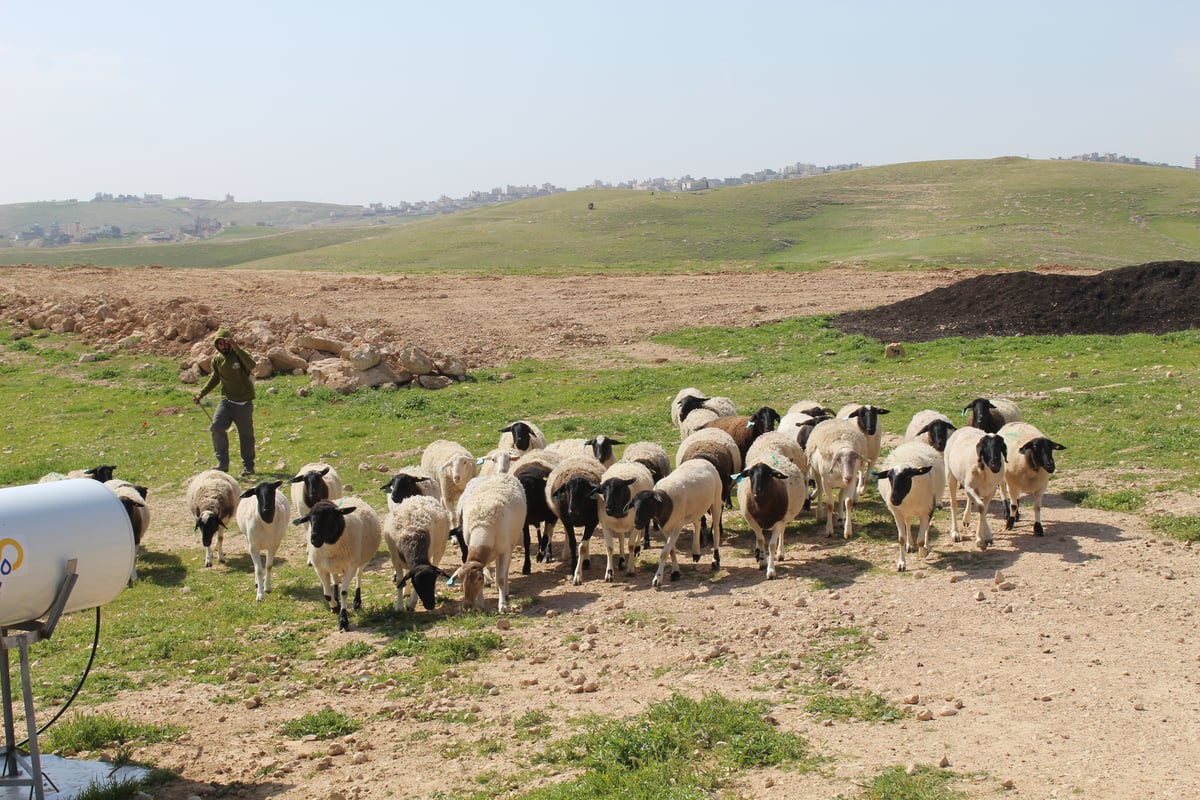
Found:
[3,263,1199,800]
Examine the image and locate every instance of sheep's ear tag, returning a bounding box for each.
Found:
[475,457,486,465]
[745,420,754,428]
[732,473,745,484]
[445,576,456,587]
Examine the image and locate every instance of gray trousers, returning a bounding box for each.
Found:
[211,399,255,472]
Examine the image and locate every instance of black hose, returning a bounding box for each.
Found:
[16,605,102,750]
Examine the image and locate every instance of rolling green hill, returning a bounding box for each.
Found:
[4,158,1199,272]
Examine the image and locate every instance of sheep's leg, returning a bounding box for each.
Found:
[624,528,642,576]
[971,490,994,550]
[248,549,265,601]
[710,505,721,572]
[602,526,617,582]
[891,510,909,572]
[690,518,702,563]
[217,531,225,564]
[580,525,593,571]
[496,554,511,614]
[264,549,275,595]
[204,544,214,569]
[765,525,780,580]
[947,475,962,542]
[563,523,579,576]
[917,511,931,561]
[652,527,681,588]
[842,489,856,540]
[1032,490,1045,536]
[752,522,767,570]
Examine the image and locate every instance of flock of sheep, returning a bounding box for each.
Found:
[54,389,1066,629]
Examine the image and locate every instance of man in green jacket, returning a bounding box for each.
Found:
[194,327,256,476]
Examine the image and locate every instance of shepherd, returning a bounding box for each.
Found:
[194,327,256,477]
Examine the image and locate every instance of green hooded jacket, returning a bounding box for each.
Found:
[198,328,256,402]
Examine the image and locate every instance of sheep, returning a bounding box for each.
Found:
[836,403,891,492]
[804,419,869,539]
[594,460,655,580]
[619,441,671,484]
[734,456,806,580]
[998,422,1066,537]
[544,454,606,585]
[478,448,521,477]
[293,497,383,631]
[288,462,344,519]
[235,480,290,601]
[420,440,477,515]
[185,469,240,568]
[962,397,1022,434]
[510,449,564,567]
[699,406,782,462]
[104,479,150,583]
[41,465,119,484]
[787,400,834,417]
[450,473,527,613]
[904,410,958,454]
[671,388,735,429]
[744,430,808,474]
[498,420,547,455]
[874,441,945,572]
[383,495,453,612]
[777,410,832,450]
[627,458,723,588]
[944,426,1008,550]
[676,427,742,511]
[381,466,440,512]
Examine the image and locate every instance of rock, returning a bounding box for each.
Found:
[937,705,958,716]
[243,696,261,709]
[915,708,934,721]
[397,345,435,375]
[975,590,986,601]
[345,343,381,371]
[885,342,906,358]
[997,580,1016,591]
[294,333,348,355]
[435,355,468,379]
[938,755,950,768]
[902,694,920,705]
[496,618,512,630]
[267,346,308,373]
[251,354,273,379]
[417,374,454,390]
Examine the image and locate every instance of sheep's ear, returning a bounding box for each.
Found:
[870,470,883,479]
[1052,441,1066,451]
[770,468,787,480]
[318,466,330,476]
[339,506,356,516]
[268,480,282,490]
[415,475,429,483]
[135,485,149,499]
[288,475,304,483]
[622,477,636,487]
[292,513,311,525]
[877,408,891,415]
[397,571,413,587]
[380,481,392,492]
[239,487,256,499]
[609,438,622,446]
[499,424,513,433]
[912,465,933,476]
[475,457,486,465]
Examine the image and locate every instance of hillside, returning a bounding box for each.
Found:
[3,158,1199,271]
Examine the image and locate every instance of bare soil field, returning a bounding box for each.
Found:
[3,263,1199,800]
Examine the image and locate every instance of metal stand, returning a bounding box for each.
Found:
[0,559,77,800]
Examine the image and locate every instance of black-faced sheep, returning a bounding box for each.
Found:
[381,467,440,512]
[874,441,945,572]
[545,455,606,585]
[511,450,562,573]
[904,410,957,454]
[594,460,655,580]
[836,403,891,492]
[998,422,1065,537]
[700,406,782,463]
[627,458,723,588]
[104,478,149,583]
[944,426,1008,550]
[289,462,344,519]
[186,469,240,568]
[498,420,548,454]
[734,458,806,580]
[962,397,1021,434]
[384,495,453,612]
[293,497,383,631]
[236,480,290,601]
[450,473,527,613]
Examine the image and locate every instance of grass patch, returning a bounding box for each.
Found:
[805,688,905,723]
[839,764,966,800]
[1061,488,1145,512]
[1149,515,1200,542]
[279,709,359,740]
[43,712,183,754]
[330,641,374,660]
[534,693,811,798]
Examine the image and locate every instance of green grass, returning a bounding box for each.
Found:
[279,709,360,739]
[42,712,183,754]
[839,764,967,800]
[532,693,812,798]
[5,159,1200,271]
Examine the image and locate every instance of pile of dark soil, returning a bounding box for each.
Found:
[833,261,1200,341]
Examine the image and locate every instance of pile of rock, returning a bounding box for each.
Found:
[1,293,470,392]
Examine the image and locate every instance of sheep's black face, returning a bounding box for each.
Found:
[254,481,282,523]
[746,464,785,504]
[752,407,781,433]
[1022,438,1064,474]
[383,474,425,505]
[598,478,634,518]
[558,477,600,525]
[306,501,348,548]
[978,435,1007,473]
[292,471,331,508]
[629,491,661,532]
[920,420,955,452]
[197,514,221,547]
[411,566,440,610]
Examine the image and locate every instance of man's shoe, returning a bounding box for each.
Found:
[240,468,255,478]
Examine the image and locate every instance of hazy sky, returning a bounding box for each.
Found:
[3,1,1198,206]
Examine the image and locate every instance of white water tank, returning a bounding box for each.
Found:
[0,479,135,627]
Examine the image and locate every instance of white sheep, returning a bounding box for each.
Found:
[236,480,290,601]
[944,426,1008,550]
[673,388,737,440]
[497,420,547,455]
[594,460,655,580]
[420,439,477,515]
[836,403,891,493]
[777,410,832,451]
[451,473,527,613]
[787,400,833,417]
[627,458,724,588]
[288,462,344,518]
[904,410,957,454]
[998,421,1066,537]
[619,441,671,484]
[478,448,521,476]
[804,419,868,539]
[293,497,383,631]
[546,436,621,466]
[104,479,150,583]
[875,441,945,571]
[677,427,743,510]
[962,397,1022,434]
[383,495,453,612]
[545,454,606,585]
[186,469,240,568]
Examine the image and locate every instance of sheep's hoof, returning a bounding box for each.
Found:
[1033,523,1045,536]
[766,569,777,580]
[757,561,766,571]
[691,553,700,563]
[581,558,590,570]
[897,562,906,572]
[535,552,546,563]
[617,556,626,569]
[670,570,681,582]
[753,547,762,561]
[353,589,363,610]
[977,540,989,551]
[604,571,614,583]
[1005,517,1015,531]
[652,576,663,589]
[572,575,582,586]
[522,564,531,576]
[337,611,350,632]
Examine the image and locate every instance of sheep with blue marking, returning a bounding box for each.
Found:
[420,439,477,516]
[998,421,1065,537]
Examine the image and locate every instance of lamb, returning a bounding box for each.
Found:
[804,419,869,539]
[874,441,945,572]
[998,422,1066,537]
[235,480,290,601]
[450,473,527,613]
[545,436,620,466]
[293,497,383,631]
[836,403,891,490]
[419,440,477,515]
[962,397,1022,434]
[381,467,440,512]
[626,458,723,588]
[734,455,806,580]
[185,469,240,568]
[944,426,1008,550]
[594,460,655,580]
[544,454,606,585]
[288,462,344,519]
[383,495,453,612]
[904,410,957,454]
[676,427,742,511]
[497,420,547,455]
[699,406,782,462]
[104,479,150,583]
